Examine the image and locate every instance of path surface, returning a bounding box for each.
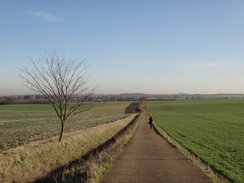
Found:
[101,112,214,183]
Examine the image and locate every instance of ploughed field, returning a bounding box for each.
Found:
[147,100,244,183]
[0,102,133,150]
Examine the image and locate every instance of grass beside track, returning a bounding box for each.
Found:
[147,100,244,183]
[0,102,131,149]
[52,114,140,183]
[0,114,138,183]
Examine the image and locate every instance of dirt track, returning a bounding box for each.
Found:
[101,112,214,183]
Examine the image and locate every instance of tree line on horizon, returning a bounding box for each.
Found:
[1,93,243,105]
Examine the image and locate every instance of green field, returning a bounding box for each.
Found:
[147,100,244,183]
[0,102,133,149]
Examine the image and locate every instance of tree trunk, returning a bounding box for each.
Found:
[58,119,64,142]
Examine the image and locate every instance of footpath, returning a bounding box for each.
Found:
[101,112,214,183]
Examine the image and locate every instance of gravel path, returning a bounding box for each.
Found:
[101,112,214,183]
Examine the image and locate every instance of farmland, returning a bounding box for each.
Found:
[147,100,244,183]
[0,102,133,149]
[0,102,139,183]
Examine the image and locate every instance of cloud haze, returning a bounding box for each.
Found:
[29,11,66,22]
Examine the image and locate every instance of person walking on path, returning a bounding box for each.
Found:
[101,111,214,183]
[148,114,153,129]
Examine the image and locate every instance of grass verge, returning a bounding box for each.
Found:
[152,121,230,183]
[45,113,140,183]
[0,114,138,183]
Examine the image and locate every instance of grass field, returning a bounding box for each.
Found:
[0,102,139,183]
[147,100,244,183]
[0,102,132,149]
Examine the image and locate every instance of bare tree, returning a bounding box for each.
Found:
[20,51,95,142]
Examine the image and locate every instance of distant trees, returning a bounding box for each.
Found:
[0,96,16,105]
[20,51,95,142]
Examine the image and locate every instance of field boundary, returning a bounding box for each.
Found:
[34,114,140,183]
[152,119,230,183]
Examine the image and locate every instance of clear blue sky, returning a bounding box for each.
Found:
[1,0,244,95]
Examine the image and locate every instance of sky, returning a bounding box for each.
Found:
[1,0,244,95]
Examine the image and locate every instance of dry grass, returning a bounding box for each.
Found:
[0,114,137,183]
[53,115,140,183]
[87,115,140,183]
